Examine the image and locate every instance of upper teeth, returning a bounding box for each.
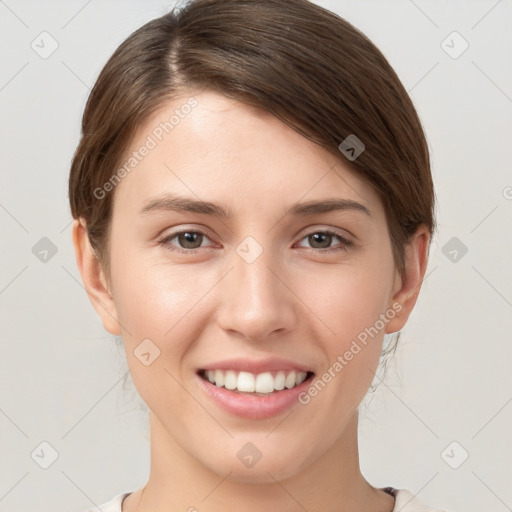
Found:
[204,370,308,394]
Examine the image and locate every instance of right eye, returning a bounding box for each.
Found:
[158,229,216,253]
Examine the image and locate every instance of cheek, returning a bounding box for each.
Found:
[112,247,205,338]
[295,260,392,345]
[110,256,225,410]
[112,258,208,419]
[293,262,391,406]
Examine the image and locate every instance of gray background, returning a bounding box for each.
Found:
[1,0,511,511]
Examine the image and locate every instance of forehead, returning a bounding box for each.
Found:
[111,90,384,223]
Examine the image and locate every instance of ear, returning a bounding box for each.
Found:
[385,225,431,334]
[71,218,122,336]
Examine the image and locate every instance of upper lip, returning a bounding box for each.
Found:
[198,357,314,375]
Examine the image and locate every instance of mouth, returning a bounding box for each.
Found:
[197,368,315,396]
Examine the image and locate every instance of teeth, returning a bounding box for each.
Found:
[255,372,274,393]
[224,370,237,390]
[237,371,255,392]
[274,371,286,391]
[214,369,224,387]
[203,369,309,394]
[285,371,296,389]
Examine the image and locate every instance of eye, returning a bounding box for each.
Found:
[296,229,353,252]
[158,228,353,254]
[158,229,215,253]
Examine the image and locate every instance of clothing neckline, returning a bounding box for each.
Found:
[119,486,398,511]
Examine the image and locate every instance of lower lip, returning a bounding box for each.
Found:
[196,373,314,419]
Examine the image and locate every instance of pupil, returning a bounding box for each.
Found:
[310,233,330,249]
[180,232,201,248]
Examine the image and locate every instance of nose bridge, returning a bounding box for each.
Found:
[217,236,294,340]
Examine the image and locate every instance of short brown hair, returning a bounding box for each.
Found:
[68,0,435,285]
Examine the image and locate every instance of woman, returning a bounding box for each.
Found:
[70,0,448,510]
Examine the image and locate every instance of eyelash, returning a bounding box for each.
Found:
[157,228,354,254]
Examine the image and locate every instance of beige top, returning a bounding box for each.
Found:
[82,487,450,511]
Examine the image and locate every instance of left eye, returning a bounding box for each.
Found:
[296,230,353,251]
[158,229,353,253]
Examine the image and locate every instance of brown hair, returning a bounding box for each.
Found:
[69,0,435,290]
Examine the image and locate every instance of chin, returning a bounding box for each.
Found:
[204,448,306,484]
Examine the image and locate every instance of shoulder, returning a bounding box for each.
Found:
[80,491,132,512]
[393,489,452,512]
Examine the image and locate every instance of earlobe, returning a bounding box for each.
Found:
[385,226,430,334]
[71,218,122,336]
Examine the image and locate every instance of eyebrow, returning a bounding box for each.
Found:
[138,193,371,218]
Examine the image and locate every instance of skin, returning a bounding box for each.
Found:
[72,90,430,512]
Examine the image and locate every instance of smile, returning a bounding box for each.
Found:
[198,369,315,395]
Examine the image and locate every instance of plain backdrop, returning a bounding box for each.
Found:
[0,1,511,511]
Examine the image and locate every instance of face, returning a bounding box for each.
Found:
[77,90,418,484]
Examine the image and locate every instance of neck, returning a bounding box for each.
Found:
[126,410,394,512]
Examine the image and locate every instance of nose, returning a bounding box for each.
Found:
[216,241,298,342]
